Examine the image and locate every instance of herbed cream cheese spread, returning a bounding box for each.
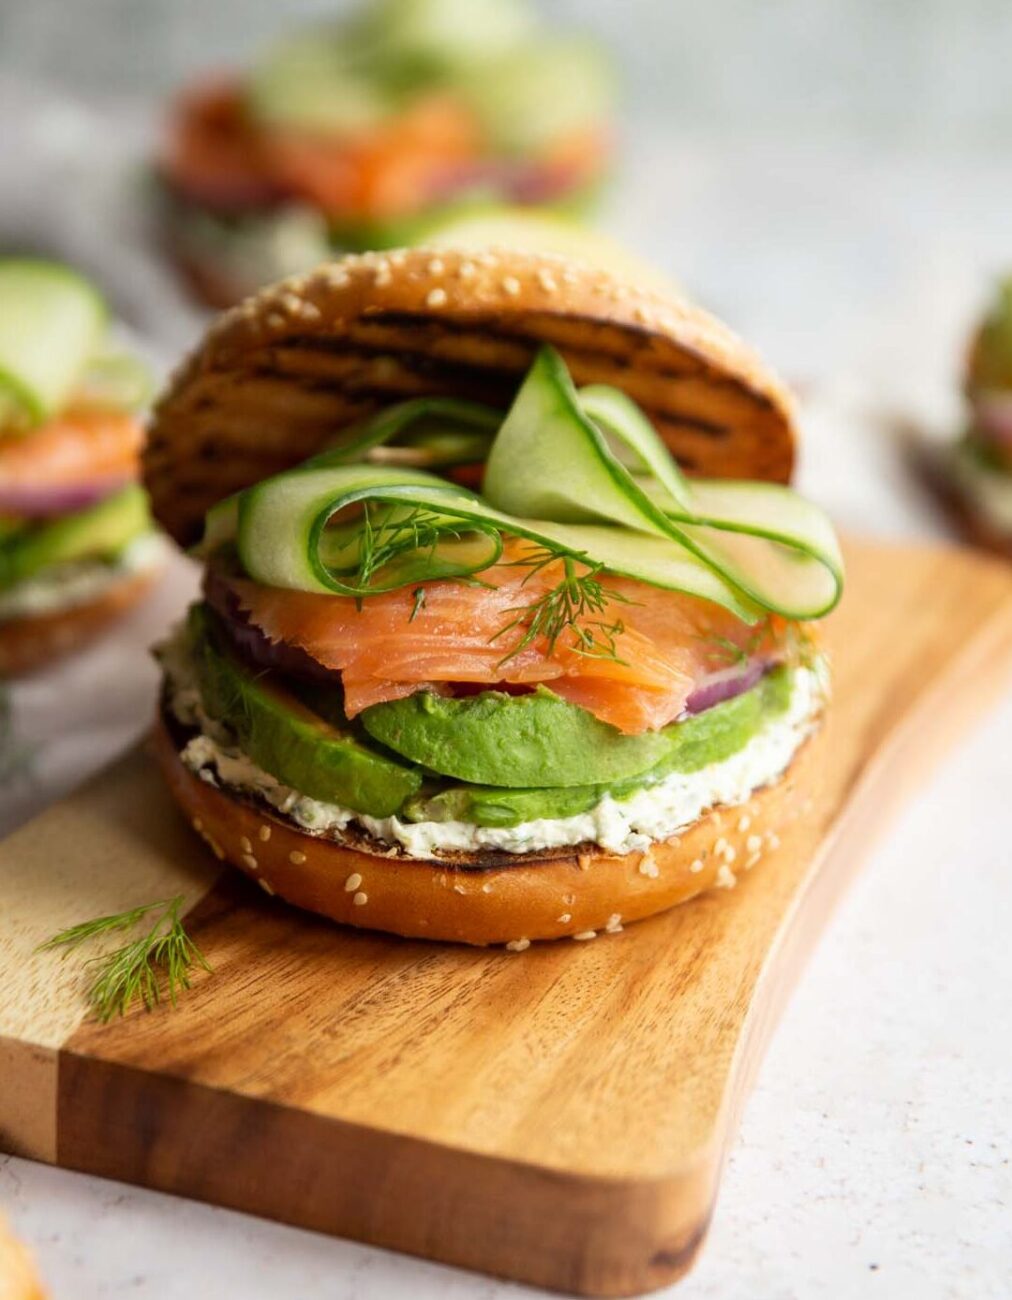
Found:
[162,621,826,858]
[0,532,167,621]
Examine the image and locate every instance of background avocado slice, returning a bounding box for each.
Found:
[361,685,672,787]
[192,607,422,818]
[401,668,794,827]
[0,483,151,592]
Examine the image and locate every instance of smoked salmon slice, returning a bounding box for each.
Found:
[218,541,791,736]
[0,407,142,492]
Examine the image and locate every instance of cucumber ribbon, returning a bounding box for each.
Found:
[199,346,843,623]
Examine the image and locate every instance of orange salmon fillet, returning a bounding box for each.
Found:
[224,543,787,734]
[0,407,142,491]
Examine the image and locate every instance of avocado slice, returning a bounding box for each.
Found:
[0,483,151,592]
[191,606,421,817]
[361,685,672,788]
[401,668,794,827]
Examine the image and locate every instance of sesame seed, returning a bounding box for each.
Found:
[562,269,578,284]
[208,839,224,860]
[289,850,307,865]
[427,257,445,275]
[577,853,593,871]
[604,913,623,934]
[266,313,286,329]
[537,269,558,293]
[373,266,392,287]
[388,249,407,267]
[714,837,729,857]
[557,913,572,924]
[324,268,350,288]
[481,881,493,893]
[502,276,521,296]
[240,836,253,854]
[259,879,275,895]
[573,930,597,941]
[723,845,737,864]
[639,853,660,879]
[564,892,576,905]
[458,260,477,279]
[344,872,363,892]
[738,814,752,832]
[191,817,203,832]
[505,938,530,952]
[746,834,763,853]
[353,891,368,906]
[258,825,272,842]
[745,853,761,870]
[241,853,259,872]
[689,858,705,873]
[426,287,448,308]
[633,305,650,323]
[453,884,466,895]
[300,301,322,322]
[715,864,737,889]
[767,832,781,850]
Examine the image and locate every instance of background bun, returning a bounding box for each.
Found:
[153,715,811,946]
[0,569,158,677]
[145,247,796,546]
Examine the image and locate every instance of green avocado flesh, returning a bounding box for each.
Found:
[0,484,151,592]
[185,605,796,826]
[401,669,793,827]
[190,607,421,817]
[361,686,673,787]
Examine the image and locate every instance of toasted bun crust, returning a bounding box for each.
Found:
[0,1216,47,1300]
[0,568,159,677]
[145,247,796,546]
[153,713,812,946]
[908,438,1012,560]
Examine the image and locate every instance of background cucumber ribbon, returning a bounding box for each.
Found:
[199,346,843,623]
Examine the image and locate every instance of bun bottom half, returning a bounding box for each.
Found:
[165,238,248,312]
[153,713,815,946]
[0,569,160,677]
[909,439,1012,561]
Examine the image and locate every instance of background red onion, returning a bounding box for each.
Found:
[0,475,133,518]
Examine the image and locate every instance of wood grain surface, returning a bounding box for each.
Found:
[1,536,1010,1297]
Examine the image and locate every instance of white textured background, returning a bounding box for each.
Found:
[0,2,1010,1297]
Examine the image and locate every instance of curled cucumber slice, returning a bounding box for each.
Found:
[0,260,108,429]
[204,345,843,624]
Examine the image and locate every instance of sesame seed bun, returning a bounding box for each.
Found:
[144,247,796,547]
[153,710,814,947]
[0,568,160,678]
[0,1215,47,1300]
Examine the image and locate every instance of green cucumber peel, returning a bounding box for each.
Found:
[0,260,109,429]
[198,346,842,622]
[307,396,501,469]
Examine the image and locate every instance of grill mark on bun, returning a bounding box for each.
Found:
[146,248,795,546]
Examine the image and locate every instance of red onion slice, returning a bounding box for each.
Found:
[684,659,769,715]
[0,475,133,518]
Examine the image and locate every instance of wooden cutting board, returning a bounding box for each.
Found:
[1,536,1010,1298]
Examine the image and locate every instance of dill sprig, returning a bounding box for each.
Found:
[38,895,211,1023]
[353,502,457,590]
[491,547,632,666]
[700,626,767,667]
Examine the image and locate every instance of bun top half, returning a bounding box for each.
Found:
[145,247,795,546]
